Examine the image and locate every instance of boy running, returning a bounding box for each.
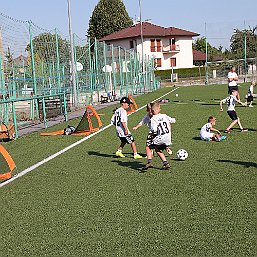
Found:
[111,97,142,159]
[143,102,176,170]
[220,90,248,133]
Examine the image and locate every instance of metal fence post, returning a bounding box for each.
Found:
[28,20,39,117]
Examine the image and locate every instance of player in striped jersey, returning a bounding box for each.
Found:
[220,90,247,133]
[143,102,176,170]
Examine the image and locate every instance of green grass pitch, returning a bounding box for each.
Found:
[0,84,256,256]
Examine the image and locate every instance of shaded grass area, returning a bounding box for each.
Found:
[0,85,256,256]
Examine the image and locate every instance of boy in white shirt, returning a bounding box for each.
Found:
[111,97,142,159]
[220,90,247,133]
[143,102,176,170]
[200,116,226,141]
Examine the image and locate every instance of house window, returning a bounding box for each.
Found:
[155,58,162,67]
[170,38,176,50]
[170,58,176,67]
[130,40,134,49]
[151,39,162,52]
[151,39,155,52]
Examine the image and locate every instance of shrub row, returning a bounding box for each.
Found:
[154,67,206,79]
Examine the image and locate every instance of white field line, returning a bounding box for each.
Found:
[0,87,179,188]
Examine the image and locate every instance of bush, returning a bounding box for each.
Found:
[154,67,206,79]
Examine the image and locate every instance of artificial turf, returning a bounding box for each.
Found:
[0,84,256,256]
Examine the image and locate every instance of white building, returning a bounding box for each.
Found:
[100,21,199,70]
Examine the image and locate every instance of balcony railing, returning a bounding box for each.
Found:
[162,44,180,53]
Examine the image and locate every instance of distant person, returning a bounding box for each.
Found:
[200,116,226,141]
[245,80,256,107]
[220,90,247,133]
[228,66,240,100]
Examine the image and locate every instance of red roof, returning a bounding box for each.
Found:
[100,22,200,41]
[193,51,206,61]
[193,51,223,62]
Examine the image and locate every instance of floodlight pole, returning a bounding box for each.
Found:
[67,0,77,107]
[139,0,145,91]
[205,22,208,85]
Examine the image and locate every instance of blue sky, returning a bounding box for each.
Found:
[1,0,257,49]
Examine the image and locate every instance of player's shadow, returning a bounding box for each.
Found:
[201,103,220,106]
[112,159,145,172]
[192,136,202,141]
[217,160,257,169]
[87,151,115,158]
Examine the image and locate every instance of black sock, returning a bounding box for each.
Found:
[163,161,168,165]
[147,159,152,164]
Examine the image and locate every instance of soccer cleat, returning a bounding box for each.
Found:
[166,147,172,155]
[218,136,227,141]
[134,153,143,159]
[116,151,125,158]
[241,128,248,132]
[224,129,233,133]
[142,162,153,170]
[249,105,253,108]
[162,163,171,170]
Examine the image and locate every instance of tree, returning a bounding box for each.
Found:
[25,33,70,64]
[193,37,223,61]
[230,26,257,59]
[88,0,133,40]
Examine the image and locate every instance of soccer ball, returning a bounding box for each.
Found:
[177,149,188,160]
[175,94,178,97]
[64,125,76,135]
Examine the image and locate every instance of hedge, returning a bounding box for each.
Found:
[154,67,206,79]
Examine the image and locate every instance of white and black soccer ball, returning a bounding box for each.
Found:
[177,149,188,161]
[64,125,76,135]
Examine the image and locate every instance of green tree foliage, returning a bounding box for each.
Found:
[193,37,223,62]
[88,0,133,40]
[230,26,257,59]
[26,33,70,64]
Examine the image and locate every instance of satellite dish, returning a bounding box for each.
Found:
[76,62,83,71]
[102,65,112,73]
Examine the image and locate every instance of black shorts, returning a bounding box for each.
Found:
[119,134,134,144]
[227,110,238,120]
[149,144,168,152]
[247,95,253,102]
[228,86,238,94]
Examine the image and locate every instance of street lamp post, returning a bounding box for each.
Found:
[139,0,145,91]
[67,0,77,107]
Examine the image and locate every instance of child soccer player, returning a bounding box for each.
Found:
[200,116,226,141]
[111,97,142,159]
[220,90,248,133]
[133,104,173,158]
[245,80,255,107]
[143,102,176,170]
[133,103,154,161]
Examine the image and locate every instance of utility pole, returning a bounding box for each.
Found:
[139,0,145,91]
[67,0,77,107]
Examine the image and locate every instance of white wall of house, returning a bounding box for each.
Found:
[103,36,194,70]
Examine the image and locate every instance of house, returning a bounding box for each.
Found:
[100,21,199,70]
[193,50,223,66]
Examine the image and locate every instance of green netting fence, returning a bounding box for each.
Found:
[0,12,159,127]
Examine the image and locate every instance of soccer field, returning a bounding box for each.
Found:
[1,85,256,256]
